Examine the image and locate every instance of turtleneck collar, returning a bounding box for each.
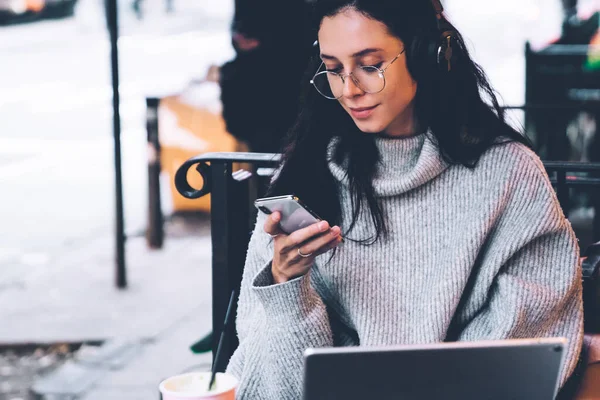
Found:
[327,132,449,197]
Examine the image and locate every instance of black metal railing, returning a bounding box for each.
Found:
[544,162,600,220]
[175,152,280,372]
[175,153,600,370]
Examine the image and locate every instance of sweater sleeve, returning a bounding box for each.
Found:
[226,212,334,399]
[456,146,584,388]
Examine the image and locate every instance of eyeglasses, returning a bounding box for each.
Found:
[310,50,405,100]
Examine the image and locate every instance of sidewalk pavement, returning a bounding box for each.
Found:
[0,214,214,399]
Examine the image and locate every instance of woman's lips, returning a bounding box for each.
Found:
[349,105,378,119]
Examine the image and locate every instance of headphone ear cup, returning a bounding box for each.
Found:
[437,31,460,72]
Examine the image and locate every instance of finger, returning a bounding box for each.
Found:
[299,226,342,256]
[313,234,343,256]
[283,220,330,251]
[263,212,284,237]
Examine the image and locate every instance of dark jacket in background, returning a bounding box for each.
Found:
[220,0,314,153]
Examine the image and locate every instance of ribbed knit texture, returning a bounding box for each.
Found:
[227,133,584,399]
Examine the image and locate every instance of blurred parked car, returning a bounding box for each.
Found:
[0,0,77,23]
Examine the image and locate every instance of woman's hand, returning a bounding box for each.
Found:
[264,212,343,284]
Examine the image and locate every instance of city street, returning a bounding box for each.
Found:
[0,0,235,276]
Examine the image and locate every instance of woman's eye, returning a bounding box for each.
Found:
[360,65,383,75]
[326,66,343,73]
[366,62,383,69]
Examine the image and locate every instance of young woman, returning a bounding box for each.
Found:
[226,0,584,398]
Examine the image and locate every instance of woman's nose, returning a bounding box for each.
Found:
[342,75,364,98]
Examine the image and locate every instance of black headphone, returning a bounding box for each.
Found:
[312,0,461,73]
[429,0,460,72]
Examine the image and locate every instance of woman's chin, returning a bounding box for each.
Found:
[355,121,385,133]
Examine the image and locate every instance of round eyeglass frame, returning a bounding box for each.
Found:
[310,49,405,100]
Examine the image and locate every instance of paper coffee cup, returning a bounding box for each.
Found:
[159,372,238,400]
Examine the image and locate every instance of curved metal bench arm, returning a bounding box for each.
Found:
[175,152,281,199]
[174,156,600,210]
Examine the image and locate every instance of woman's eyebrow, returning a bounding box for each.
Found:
[320,48,384,61]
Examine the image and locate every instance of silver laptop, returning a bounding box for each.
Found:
[303,337,567,400]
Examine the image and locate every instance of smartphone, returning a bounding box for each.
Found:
[254,195,322,234]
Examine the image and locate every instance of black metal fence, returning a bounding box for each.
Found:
[545,161,600,234]
[175,153,280,372]
[524,42,600,162]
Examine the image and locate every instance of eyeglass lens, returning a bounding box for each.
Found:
[312,66,384,99]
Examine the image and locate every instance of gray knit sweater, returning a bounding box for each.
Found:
[226,133,584,399]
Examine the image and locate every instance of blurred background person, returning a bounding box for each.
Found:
[218,0,314,153]
[557,0,599,44]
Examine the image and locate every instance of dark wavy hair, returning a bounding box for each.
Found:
[266,0,532,244]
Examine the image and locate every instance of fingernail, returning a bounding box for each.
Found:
[272,213,280,222]
[318,221,328,231]
[331,226,340,235]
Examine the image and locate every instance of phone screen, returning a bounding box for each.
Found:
[255,196,321,234]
